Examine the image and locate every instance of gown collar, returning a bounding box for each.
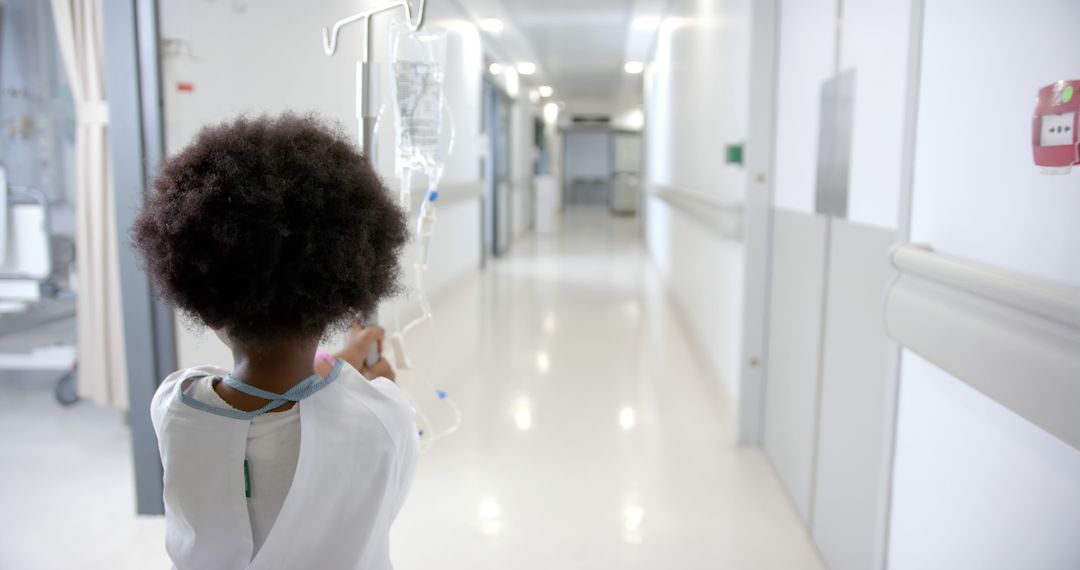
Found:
[176,359,344,421]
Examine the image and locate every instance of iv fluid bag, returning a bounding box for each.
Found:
[391,26,448,179]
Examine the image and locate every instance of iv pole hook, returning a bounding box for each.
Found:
[321,0,426,56]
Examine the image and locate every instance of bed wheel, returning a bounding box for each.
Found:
[55,371,79,406]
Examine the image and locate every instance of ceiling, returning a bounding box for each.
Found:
[501,0,632,102]
[456,0,664,109]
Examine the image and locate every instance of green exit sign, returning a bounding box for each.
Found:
[726,143,744,166]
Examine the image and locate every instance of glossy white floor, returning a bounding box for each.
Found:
[0,366,171,569]
[0,207,822,569]
[390,207,821,569]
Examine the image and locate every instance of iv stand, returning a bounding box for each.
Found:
[321,0,427,365]
[322,0,426,159]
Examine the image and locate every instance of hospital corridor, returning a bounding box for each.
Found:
[1,0,1079,569]
[2,209,821,569]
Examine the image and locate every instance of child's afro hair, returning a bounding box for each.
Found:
[132,113,407,345]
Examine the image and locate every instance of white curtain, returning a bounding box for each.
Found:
[51,0,129,408]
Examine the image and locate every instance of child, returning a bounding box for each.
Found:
[134,114,418,569]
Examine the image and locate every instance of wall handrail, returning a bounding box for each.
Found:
[648,184,744,241]
[885,244,1080,451]
[892,245,1080,328]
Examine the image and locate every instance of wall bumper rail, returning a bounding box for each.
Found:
[885,245,1080,450]
[649,184,744,241]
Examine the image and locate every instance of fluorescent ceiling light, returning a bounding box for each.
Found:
[538,85,554,97]
[624,61,645,74]
[479,18,504,33]
[516,62,537,75]
[489,63,502,75]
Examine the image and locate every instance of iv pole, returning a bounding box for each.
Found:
[322,3,462,447]
[322,0,426,160]
[321,0,427,365]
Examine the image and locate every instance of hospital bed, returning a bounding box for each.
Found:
[0,177,78,405]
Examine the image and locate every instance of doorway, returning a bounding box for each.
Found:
[482,78,513,258]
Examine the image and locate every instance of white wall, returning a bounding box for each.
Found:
[649,4,749,201]
[773,0,910,228]
[610,108,645,132]
[890,353,1080,570]
[158,0,485,368]
[764,1,1080,568]
[645,195,745,401]
[907,1,1080,284]
[839,0,911,228]
[889,0,1080,567]
[762,210,827,521]
[772,0,834,214]
[644,0,751,407]
[647,0,1078,567]
[763,1,914,568]
[761,0,835,525]
[810,218,897,570]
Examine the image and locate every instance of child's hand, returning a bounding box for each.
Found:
[361,356,396,382]
[336,324,396,381]
[340,323,383,363]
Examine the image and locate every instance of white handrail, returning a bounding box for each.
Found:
[892,245,1080,328]
[885,245,1080,451]
[649,184,744,241]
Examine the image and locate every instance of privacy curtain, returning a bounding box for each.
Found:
[51,0,129,408]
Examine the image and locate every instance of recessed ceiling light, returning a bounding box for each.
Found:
[505,70,520,97]
[479,18,505,33]
[543,102,560,124]
[632,16,661,31]
[624,61,645,74]
[624,108,645,130]
[538,85,554,97]
[489,63,502,75]
[516,62,537,75]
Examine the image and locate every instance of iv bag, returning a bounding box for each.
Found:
[390,25,448,182]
